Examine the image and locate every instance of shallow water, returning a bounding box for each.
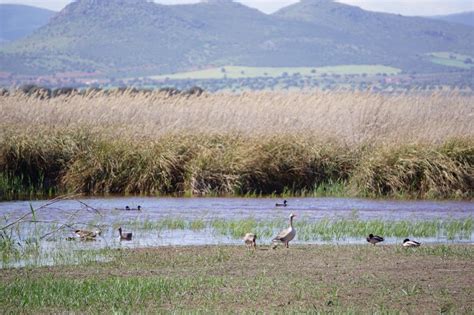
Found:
[3,196,473,221]
[1,197,473,267]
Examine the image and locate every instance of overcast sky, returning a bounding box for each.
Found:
[0,0,473,16]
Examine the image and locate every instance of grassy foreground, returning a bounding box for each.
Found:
[1,245,473,313]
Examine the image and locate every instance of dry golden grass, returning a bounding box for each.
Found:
[0,90,473,198]
[1,90,473,146]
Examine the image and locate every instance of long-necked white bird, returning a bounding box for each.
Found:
[402,238,421,247]
[272,213,296,248]
[243,233,257,249]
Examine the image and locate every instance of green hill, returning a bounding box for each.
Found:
[0,0,472,78]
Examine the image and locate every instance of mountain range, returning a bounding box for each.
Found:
[0,0,473,79]
[0,4,55,43]
[431,11,474,28]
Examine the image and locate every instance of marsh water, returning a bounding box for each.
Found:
[1,197,473,267]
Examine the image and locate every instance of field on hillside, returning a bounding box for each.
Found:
[0,89,473,199]
[1,245,473,313]
[427,52,474,69]
[150,65,402,80]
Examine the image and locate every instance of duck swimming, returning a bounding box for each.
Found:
[75,229,101,240]
[118,227,133,241]
[275,200,288,207]
[115,206,141,211]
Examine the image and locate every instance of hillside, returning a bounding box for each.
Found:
[273,0,473,67]
[431,11,474,27]
[0,4,55,43]
[0,0,473,79]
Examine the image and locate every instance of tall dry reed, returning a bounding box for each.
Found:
[1,90,473,198]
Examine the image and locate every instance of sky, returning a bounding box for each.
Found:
[0,0,473,16]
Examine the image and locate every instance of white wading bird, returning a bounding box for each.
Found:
[272,213,296,248]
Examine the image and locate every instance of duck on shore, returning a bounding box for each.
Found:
[272,213,296,248]
[402,238,421,247]
[243,233,257,249]
[366,234,384,246]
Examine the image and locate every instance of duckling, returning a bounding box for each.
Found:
[118,227,133,241]
[275,200,288,207]
[366,234,384,246]
[75,229,101,239]
[402,238,421,247]
[243,233,257,249]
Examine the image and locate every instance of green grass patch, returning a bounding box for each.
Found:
[208,216,473,241]
[1,245,473,313]
[0,275,225,312]
[426,52,474,69]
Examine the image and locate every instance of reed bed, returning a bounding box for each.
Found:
[1,90,473,199]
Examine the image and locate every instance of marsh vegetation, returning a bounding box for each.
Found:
[1,90,472,199]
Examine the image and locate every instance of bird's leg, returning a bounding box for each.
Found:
[285,242,289,248]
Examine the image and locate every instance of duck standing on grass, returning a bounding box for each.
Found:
[243,233,257,249]
[118,227,133,241]
[402,238,421,247]
[366,234,384,246]
[275,200,288,207]
[272,213,296,248]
